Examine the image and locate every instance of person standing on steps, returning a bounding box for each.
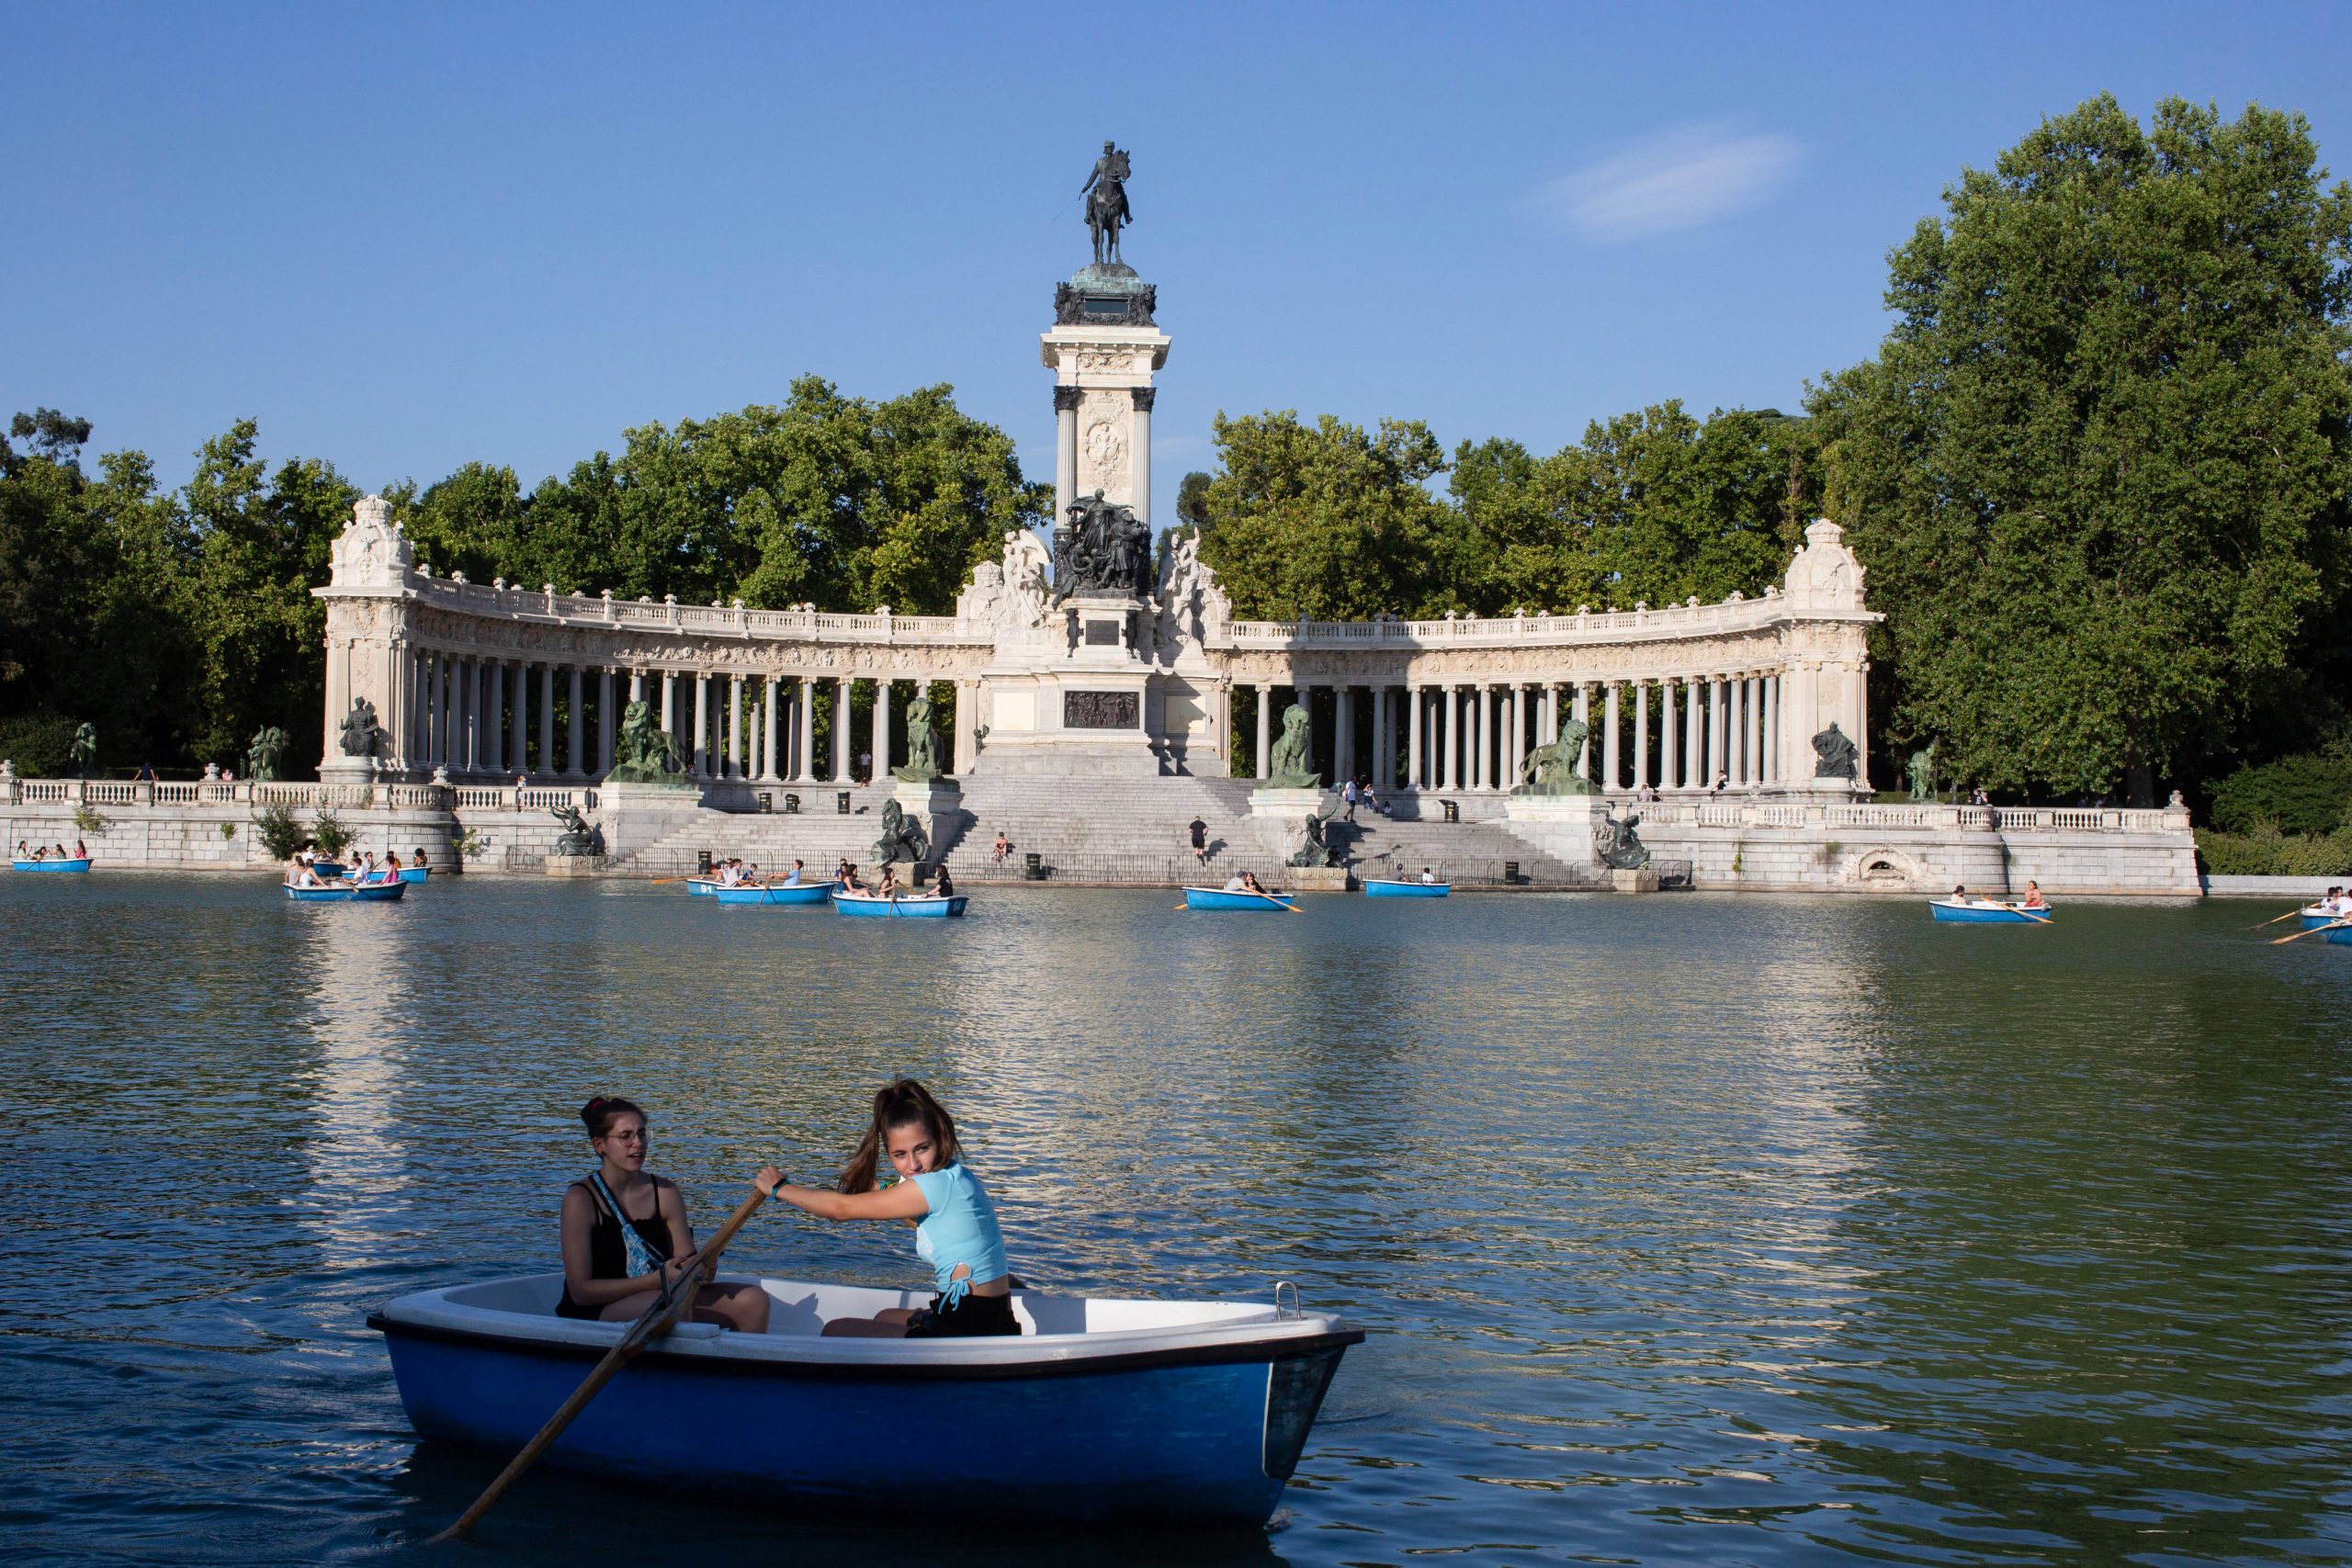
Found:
[1341,779,1358,821]
[1189,816,1208,866]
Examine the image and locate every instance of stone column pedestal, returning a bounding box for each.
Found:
[1248,785,1329,818]
[1500,793,1610,871]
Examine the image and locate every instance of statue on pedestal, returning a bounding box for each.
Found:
[1082,141,1133,266]
[1905,742,1936,801]
[893,694,948,784]
[68,722,98,778]
[336,701,383,761]
[1264,704,1322,789]
[1812,723,1860,780]
[1287,804,1344,869]
[550,804,605,857]
[1514,718,1595,796]
[1054,491,1153,601]
[606,700,687,784]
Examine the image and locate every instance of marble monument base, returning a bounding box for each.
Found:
[1610,867,1661,894]
[1248,786,1329,818]
[1285,865,1351,893]
[595,778,709,857]
[1500,793,1610,870]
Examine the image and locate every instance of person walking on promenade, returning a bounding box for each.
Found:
[1341,779,1358,821]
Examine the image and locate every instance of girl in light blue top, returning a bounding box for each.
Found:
[755,1078,1018,1338]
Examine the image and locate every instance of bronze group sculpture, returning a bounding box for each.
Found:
[68,722,99,779]
[1264,703,1321,789]
[1053,491,1155,601]
[605,700,688,785]
[1514,718,1595,795]
[871,798,930,869]
[1593,810,1653,871]
[549,804,605,857]
[244,726,287,783]
[1287,804,1345,869]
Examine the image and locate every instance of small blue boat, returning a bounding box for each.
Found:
[10,857,92,874]
[1182,886,1296,911]
[310,862,347,879]
[400,865,430,885]
[832,890,967,918]
[715,880,837,907]
[684,877,720,897]
[371,1273,1359,1525]
[1928,897,2052,924]
[1362,877,1449,898]
[2325,924,2352,946]
[285,880,408,902]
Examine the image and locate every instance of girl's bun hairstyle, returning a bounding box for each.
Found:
[580,1096,645,1138]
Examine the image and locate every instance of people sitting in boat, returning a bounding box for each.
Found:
[29,844,47,861]
[2019,881,2047,908]
[782,859,805,886]
[1221,872,1248,892]
[73,839,87,860]
[411,848,427,869]
[557,1096,769,1333]
[838,861,865,892]
[933,864,954,898]
[876,867,903,899]
[717,861,741,888]
[1239,871,1270,896]
[13,840,28,859]
[754,1079,1017,1339]
[1419,867,1436,885]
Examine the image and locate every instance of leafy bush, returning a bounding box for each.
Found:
[2210,752,2352,836]
[309,810,353,860]
[2195,825,2352,876]
[253,803,304,861]
[72,805,108,835]
[0,711,79,776]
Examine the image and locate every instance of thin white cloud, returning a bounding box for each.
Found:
[1530,124,1800,243]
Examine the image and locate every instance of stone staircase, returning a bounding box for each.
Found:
[612,777,1601,887]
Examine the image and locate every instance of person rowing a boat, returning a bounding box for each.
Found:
[782,859,805,886]
[2019,881,2047,909]
[753,1079,1018,1339]
[876,867,903,900]
[557,1096,770,1334]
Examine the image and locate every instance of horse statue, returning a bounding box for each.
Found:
[1515,718,1594,796]
[245,725,288,783]
[67,722,99,778]
[872,798,930,868]
[606,700,686,784]
[1265,702,1320,789]
[1082,141,1133,266]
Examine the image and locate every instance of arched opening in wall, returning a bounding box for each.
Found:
[1849,847,1920,889]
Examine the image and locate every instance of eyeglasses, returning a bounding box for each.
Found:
[600,1128,649,1144]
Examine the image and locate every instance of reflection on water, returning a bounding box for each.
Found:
[1,878,2347,1565]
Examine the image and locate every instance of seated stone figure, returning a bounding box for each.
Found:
[1264,704,1320,789]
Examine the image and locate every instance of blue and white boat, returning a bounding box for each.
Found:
[400,865,430,885]
[1928,897,2052,924]
[1182,886,1295,911]
[371,1273,1359,1525]
[10,856,92,874]
[1361,877,1448,898]
[832,890,967,918]
[284,880,407,903]
[309,862,347,879]
[714,880,837,907]
[684,876,721,897]
[2320,919,2352,946]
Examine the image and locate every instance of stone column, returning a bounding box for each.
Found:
[1763,672,1780,784]
[729,674,744,778]
[687,674,707,776]
[1434,687,1453,790]
[1332,684,1352,786]
[598,671,616,776]
[1658,678,1677,791]
[1573,684,1591,780]
[1053,386,1080,525]
[1505,685,1522,788]
[469,659,486,775]
[761,677,778,780]
[1634,681,1650,792]
[1733,675,1750,787]
[1709,677,1728,787]
[1130,388,1153,527]
[1602,682,1622,792]
[537,664,554,778]
[1679,678,1698,788]
[658,671,675,752]
[1404,685,1423,788]
[799,679,818,784]
[511,662,528,778]
[832,677,852,784]
[566,667,584,776]
[871,677,891,784]
[1254,684,1272,779]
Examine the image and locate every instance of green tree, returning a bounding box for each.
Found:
[1195,411,1453,620]
[1812,96,2352,800]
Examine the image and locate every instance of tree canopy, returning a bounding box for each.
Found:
[1810,95,2352,799]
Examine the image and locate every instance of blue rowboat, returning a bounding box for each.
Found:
[1928,898,2052,924]
[400,866,430,885]
[832,890,967,918]
[310,862,347,878]
[1361,877,1449,898]
[284,880,407,902]
[370,1273,1360,1525]
[2324,923,2352,946]
[10,857,92,873]
[684,877,720,897]
[1182,886,1295,911]
[2294,907,2344,931]
[715,880,837,907]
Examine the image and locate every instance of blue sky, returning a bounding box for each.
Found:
[6,2,2349,525]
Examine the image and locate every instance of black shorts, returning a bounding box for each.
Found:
[904,1289,1021,1338]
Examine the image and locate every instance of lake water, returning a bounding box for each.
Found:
[3,874,2348,1566]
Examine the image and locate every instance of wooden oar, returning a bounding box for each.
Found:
[648,874,696,885]
[2252,905,2317,930]
[430,1180,770,1543]
[2273,918,2352,945]
[2001,903,2053,925]
[1250,886,1302,912]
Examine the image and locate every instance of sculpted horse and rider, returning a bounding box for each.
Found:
[1081,141,1133,267]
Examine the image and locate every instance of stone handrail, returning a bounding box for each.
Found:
[1220,592,1837,649]
[1597,797,2187,834]
[406,575,980,646]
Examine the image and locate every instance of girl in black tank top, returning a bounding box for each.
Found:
[555,1097,772,1334]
